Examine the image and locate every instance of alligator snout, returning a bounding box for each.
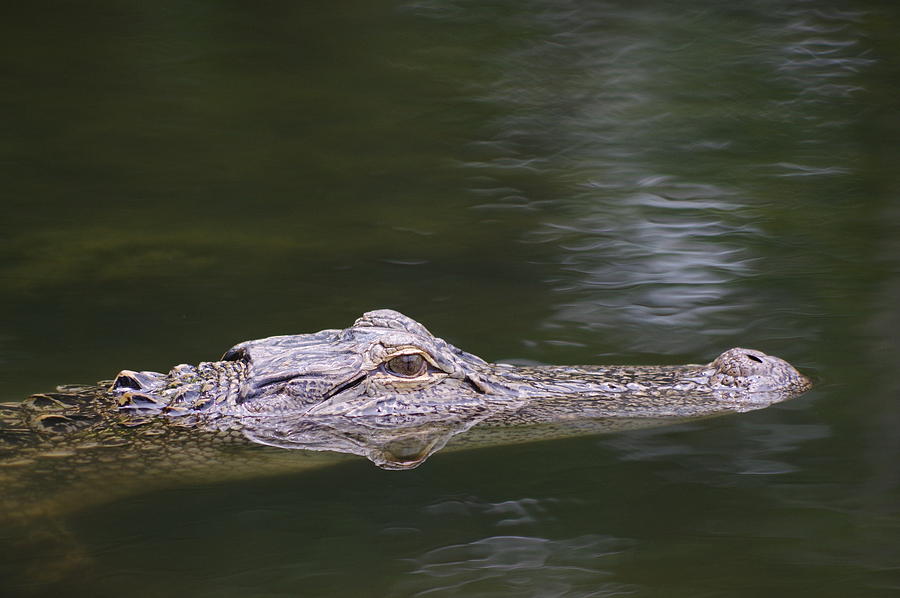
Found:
[708,347,812,393]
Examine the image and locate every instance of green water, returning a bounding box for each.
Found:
[2,0,899,596]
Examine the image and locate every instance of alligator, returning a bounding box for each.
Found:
[1,309,812,523]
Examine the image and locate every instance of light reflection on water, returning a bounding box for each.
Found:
[445,0,879,355]
[2,0,900,596]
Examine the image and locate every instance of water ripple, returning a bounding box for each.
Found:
[394,534,635,598]
[442,1,876,353]
[424,497,553,527]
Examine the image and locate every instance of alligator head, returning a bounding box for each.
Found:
[110,309,812,469]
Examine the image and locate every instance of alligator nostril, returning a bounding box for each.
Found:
[745,354,763,363]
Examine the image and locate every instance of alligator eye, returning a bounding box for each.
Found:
[745,353,763,363]
[385,354,427,377]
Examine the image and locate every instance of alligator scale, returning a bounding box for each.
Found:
[1,309,811,520]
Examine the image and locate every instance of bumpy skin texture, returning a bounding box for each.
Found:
[0,309,812,519]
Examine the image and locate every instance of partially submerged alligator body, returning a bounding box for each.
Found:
[1,309,811,519]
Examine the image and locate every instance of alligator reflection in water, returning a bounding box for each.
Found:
[0,309,811,519]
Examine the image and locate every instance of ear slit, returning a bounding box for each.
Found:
[325,374,367,399]
[465,376,488,395]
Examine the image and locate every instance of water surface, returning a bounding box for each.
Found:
[2,1,899,596]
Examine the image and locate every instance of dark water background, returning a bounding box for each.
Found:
[2,1,899,596]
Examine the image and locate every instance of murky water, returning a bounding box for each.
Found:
[2,1,899,596]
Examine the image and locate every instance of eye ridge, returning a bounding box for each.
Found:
[385,353,427,378]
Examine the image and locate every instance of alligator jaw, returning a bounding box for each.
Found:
[476,346,811,424]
